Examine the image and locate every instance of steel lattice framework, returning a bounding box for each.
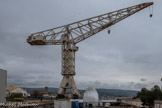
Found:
[27,2,153,98]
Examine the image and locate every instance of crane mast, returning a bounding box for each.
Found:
[27,2,153,98]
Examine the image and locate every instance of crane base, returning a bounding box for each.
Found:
[56,94,65,99]
[56,94,79,99]
[57,75,80,99]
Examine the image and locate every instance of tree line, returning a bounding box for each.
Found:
[136,85,162,108]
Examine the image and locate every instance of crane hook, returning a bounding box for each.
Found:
[108,29,111,34]
[150,14,152,17]
[108,28,111,34]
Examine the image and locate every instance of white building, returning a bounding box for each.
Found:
[54,100,71,108]
[0,69,7,103]
[154,100,162,108]
[83,87,99,107]
[6,86,28,97]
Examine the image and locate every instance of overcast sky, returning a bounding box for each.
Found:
[0,0,161,90]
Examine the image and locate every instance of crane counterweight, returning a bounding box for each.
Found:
[27,2,153,99]
[27,35,46,45]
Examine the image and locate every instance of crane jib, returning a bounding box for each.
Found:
[27,2,153,45]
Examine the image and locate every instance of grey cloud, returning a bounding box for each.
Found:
[140,78,147,82]
[76,80,148,90]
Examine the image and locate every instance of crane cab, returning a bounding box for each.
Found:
[71,46,79,51]
[27,35,46,45]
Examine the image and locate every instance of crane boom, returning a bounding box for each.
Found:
[27,2,153,99]
[27,2,153,45]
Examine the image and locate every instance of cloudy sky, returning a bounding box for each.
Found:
[0,0,161,90]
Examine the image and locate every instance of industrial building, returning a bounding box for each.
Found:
[83,87,99,107]
[6,86,28,97]
[54,87,118,108]
[0,69,7,103]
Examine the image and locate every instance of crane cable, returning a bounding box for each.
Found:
[149,5,153,17]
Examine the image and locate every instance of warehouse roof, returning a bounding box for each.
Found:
[6,86,20,92]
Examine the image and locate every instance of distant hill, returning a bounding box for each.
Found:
[23,87,138,97]
[23,87,58,92]
[96,89,138,97]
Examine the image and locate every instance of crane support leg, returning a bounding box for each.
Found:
[57,75,80,98]
[57,39,80,98]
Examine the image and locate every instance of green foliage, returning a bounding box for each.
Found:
[136,85,162,107]
[10,93,23,98]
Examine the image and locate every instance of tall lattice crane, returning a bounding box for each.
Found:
[27,2,153,98]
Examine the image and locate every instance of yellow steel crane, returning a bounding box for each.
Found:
[27,2,153,98]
